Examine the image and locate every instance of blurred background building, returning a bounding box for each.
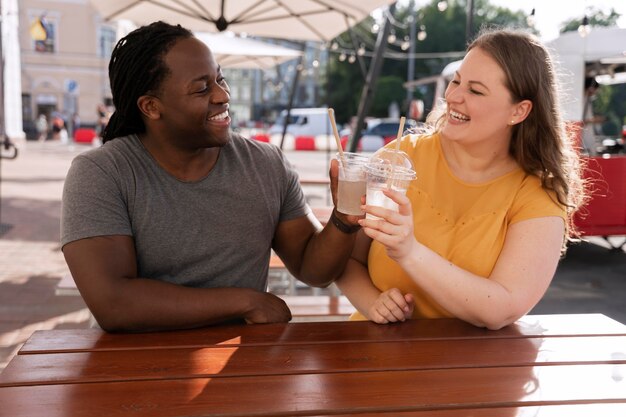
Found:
[18,0,125,139]
[1,0,22,140]
[9,0,327,138]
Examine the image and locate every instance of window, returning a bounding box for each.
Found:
[99,26,117,58]
[33,18,56,53]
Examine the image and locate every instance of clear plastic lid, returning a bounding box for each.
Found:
[366,148,416,180]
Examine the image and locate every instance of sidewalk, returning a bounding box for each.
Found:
[0,141,93,371]
[1,140,625,372]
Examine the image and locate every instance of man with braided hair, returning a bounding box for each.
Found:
[61,21,361,332]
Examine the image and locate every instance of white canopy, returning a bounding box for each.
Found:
[90,0,395,42]
[547,27,626,62]
[548,27,626,121]
[195,32,301,69]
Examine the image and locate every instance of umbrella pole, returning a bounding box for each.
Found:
[348,3,395,153]
[280,49,304,150]
[0,4,5,234]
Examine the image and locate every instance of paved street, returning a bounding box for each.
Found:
[1,139,625,372]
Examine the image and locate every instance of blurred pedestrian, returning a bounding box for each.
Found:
[68,112,81,141]
[51,115,65,140]
[36,114,48,142]
[96,104,109,137]
[581,77,605,155]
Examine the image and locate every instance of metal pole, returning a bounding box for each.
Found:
[406,10,416,107]
[0,1,5,230]
[466,0,475,43]
[348,2,395,153]
[279,52,303,150]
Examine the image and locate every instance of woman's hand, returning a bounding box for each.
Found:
[359,189,417,263]
[367,288,414,324]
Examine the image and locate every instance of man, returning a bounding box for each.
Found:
[61,22,361,332]
[581,77,605,155]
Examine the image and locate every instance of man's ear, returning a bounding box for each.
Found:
[137,95,161,120]
[512,99,533,123]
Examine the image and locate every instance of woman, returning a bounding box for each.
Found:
[336,28,586,330]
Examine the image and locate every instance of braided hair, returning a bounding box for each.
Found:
[102,21,193,143]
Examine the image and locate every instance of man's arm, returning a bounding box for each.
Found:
[63,235,291,332]
[273,159,362,287]
[272,210,359,287]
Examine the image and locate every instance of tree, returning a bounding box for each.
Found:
[559,7,620,34]
[324,0,534,123]
[370,76,406,117]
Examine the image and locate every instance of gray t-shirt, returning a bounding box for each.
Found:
[61,132,308,291]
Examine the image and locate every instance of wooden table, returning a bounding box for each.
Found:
[1,314,626,416]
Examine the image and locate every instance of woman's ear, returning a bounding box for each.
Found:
[512,99,533,123]
[137,95,161,120]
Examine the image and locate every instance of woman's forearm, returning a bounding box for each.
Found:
[334,259,382,320]
[398,244,517,329]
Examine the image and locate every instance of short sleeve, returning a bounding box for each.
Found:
[275,149,309,222]
[61,155,133,247]
[508,176,566,225]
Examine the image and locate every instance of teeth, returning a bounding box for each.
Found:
[208,110,229,121]
[450,110,470,121]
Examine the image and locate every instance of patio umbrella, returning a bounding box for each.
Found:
[90,0,395,42]
[195,32,302,70]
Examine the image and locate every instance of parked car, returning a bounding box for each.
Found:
[268,108,333,137]
[347,118,418,151]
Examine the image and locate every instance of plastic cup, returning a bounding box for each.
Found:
[336,152,369,216]
[365,149,416,220]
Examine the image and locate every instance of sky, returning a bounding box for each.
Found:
[488,0,626,41]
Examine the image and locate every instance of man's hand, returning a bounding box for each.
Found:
[329,158,365,227]
[243,291,292,324]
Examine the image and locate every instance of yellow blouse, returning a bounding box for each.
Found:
[352,133,566,320]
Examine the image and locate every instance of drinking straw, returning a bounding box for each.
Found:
[395,116,406,153]
[327,108,347,166]
[388,116,406,190]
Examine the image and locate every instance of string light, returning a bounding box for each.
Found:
[357,45,366,56]
[437,1,448,12]
[387,30,396,44]
[578,15,591,37]
[418,25,427,41]
[348,54,356,63]
[401,36,410,51]
[339,52,347,62]
[371,23,380,34]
